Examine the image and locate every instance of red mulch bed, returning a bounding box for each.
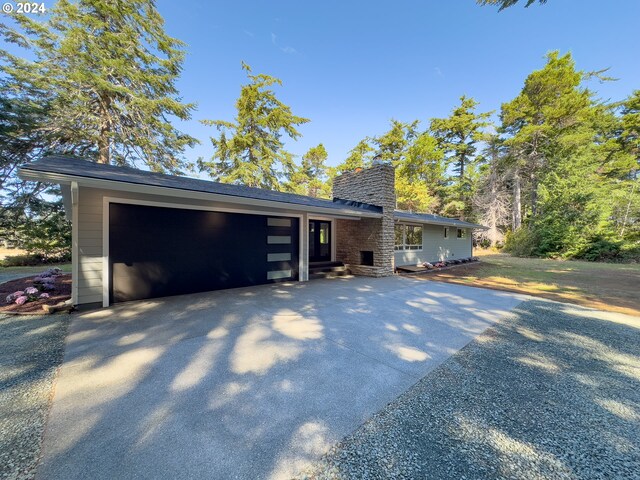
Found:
[0,274,71,314]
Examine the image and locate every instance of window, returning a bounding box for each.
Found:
[394,224,423,251]
[444,227,449,238]
[457,228,466,239]
[394,225,404,250]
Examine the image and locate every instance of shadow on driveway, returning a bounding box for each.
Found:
[36,276,526,479]
[303,300,640,479]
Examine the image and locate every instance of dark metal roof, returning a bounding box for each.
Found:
[20,156,382,215]
[394,210,486,229]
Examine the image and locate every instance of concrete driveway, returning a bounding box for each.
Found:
[37,276,526,480]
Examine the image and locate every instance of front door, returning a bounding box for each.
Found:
[309,220,331,262]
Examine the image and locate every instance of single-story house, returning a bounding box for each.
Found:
[19,156,485,308]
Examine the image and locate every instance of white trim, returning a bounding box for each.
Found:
[19,169,382,219]
[102,195,304,308]
[300,213,309,281]
[393,223,424,252]
[102,198,109,307]
[71,182,79,305]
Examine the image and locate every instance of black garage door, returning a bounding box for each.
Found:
[109,203,299,304]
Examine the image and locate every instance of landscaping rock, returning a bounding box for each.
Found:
[0,313,70,480]
[301,300,640,480]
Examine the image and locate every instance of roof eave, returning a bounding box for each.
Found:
[394,215,488,230]
[19,167,383,219]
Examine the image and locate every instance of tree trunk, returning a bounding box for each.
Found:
[512,168,522,230]
[97,131,110,164]
[97,95,111,164]
[619,180,637,238]
[458,156,466,221]
[530,173,538,219]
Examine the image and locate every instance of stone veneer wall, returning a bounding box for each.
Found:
[332,164,395,277]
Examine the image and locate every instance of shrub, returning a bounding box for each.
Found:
[0,252,70,267]
[572,235,623,262]
[620,242,640,262]
[4,268,63,306]
[503,228,540,257]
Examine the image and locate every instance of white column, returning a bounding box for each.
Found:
[300,213,309,281]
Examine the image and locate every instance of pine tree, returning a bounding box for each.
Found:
[199,63,309,190]
[286,144,330,198]
[1,0,197,172]
[396,131,444,212]
[500,52,593,221]
[336,139,375,172]
[473,136,511,246]
[430,96,492,219]
[372,120,418,165]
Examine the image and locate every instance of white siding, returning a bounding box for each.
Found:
[75,186,307,306]
[394,224,473,267]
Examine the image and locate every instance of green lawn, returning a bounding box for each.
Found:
[0,264,72,275]
[426,253,640,317]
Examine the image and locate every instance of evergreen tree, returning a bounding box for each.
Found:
[473,136,511,246]
[372,120,418,165]
[336,139,375,172]
[200,63,309,190]
[396,131,444,212]
[1,0,197,172]
[613,91,640,241]
[620,90,640,172]
[430,96,492,219]
[501,52,593,221]
[285,144,330,198]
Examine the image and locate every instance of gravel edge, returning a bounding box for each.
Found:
[299,300,640,480]
[0,313,70,480]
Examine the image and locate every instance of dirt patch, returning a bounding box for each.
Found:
[0,275,71,314]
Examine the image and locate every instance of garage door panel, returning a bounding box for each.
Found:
[109,204,298,303]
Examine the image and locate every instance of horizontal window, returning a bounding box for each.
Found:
[267,217,291,227]
[394,224,423,251]
[267,235,291,244]
[267,269,292,280]
[267,252,291,262]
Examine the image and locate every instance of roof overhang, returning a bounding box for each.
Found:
[394,215,488,230]
[19,167,383,220]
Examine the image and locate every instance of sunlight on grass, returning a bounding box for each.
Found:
[532,284,560,292]
[424,253,640,316]
[484,276,520,286]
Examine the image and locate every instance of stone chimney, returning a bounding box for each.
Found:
[332,164,395,277]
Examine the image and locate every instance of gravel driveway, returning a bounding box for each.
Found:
[301,300,640,480]
[0,314,70,480]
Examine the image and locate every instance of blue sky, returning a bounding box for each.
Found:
[19,0,640,169]
[158,0,639,168]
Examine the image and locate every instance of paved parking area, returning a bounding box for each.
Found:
[36,276,526,479]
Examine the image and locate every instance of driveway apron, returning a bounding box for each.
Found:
[36,276,526,480]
